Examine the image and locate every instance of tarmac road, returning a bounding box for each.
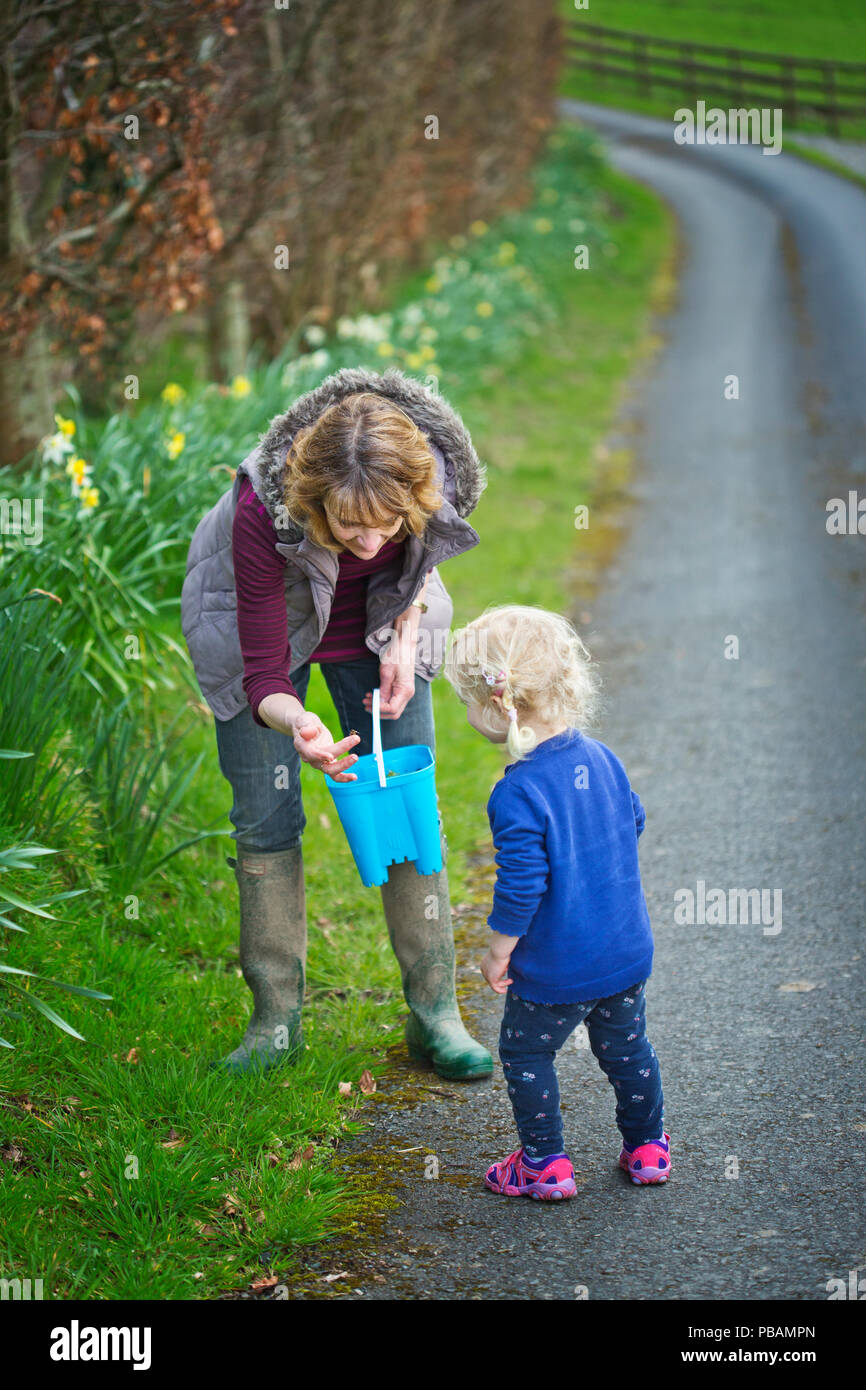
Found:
[312,102,866,1302]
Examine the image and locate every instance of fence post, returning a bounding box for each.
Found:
[684,43,698,109]
[634,34,650,98]
[781,56,798,130]
[730,48,744,109]
[823,63,839,135]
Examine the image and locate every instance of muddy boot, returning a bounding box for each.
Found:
[212,844,307,1075]
[379,821,492,1082]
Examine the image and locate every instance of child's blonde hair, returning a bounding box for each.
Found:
[444,604,601,760]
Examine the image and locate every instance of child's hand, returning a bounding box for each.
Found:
[480,948,513,994]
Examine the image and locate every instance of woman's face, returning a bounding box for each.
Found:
[324,503,403,559]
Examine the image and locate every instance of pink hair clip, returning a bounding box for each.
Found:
[483,668,517,723]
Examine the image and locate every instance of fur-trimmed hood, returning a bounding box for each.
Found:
[251,366,487,533]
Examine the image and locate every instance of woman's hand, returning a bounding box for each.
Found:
[362,641,417,720]
[363,576,431,719]
[293,711,360,781]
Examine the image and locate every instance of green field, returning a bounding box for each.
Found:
[560,0,866,137]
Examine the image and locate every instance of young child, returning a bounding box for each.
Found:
[444,604,669,1200]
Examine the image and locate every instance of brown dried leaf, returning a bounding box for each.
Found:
[250,1274,279,1292]
[288,1144,315,1171]
[359,1069,376,1095]
[338,1081,352,1097]
[125,1047,139,1064]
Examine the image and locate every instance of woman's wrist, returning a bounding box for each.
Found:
[258,691,306,734]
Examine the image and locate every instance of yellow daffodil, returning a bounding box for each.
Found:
[475,301,494,318]
[160,383,186,405]
[65,456,89,487]
[424,276,441,294]
[376,341,394,357]
[406,352,424,369]
[54,413,76,437]
[496,241,517,264]
[469,220,488,237]
[80,487,100,509]
[230,375,252,397]
[419,344,437,361]
[534,217,553,234]
[167,431,186,459]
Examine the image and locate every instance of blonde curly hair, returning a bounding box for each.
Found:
[443,604,601,760]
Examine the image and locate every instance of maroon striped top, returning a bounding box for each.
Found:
[232,473,409,726]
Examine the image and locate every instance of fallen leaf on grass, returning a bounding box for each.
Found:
[359,1070,376,1095]
[161,1127,185,1149]
[288,1144,315,1170]
[321,1271,350,1283]
[338,1081,352,1097]
[250,1275,279,1292]
[778,981,817,993]
[125,1047,139,1064]
[192,1221,219,1237]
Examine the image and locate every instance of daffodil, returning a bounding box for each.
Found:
[167,431,186,459]
[42,430,74,465]
[534,218,553,234]
[65,456,90,488]
[424,276,441,294]
[419,344,437,361]
[496,241,517,265]
[54,413,76,437]
[80,487,100,510]
[160,383,186,405]
[376,341,394,357]
[230,376,251,397]
[304,325,326,346]
[469,220,488,237]
[406,352,424,369]
[475,301,494,318]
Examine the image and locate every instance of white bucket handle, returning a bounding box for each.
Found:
[371,687,387,788]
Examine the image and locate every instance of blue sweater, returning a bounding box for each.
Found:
[486,726,653,1003]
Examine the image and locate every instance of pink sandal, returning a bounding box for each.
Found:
[484,1147,577,1200]
[618,1132,671,1184]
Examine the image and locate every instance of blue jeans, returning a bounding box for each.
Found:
[499,980,664,1157]
[214,655,440,855]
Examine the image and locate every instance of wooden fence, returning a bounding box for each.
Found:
[565,21,866,136]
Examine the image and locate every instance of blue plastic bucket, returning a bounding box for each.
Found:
[324,689,442,887]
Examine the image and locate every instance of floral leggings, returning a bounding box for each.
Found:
[499,979,664,1158]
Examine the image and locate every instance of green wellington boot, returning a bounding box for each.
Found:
[211,844,307,1075]
[379,819,493,1082]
